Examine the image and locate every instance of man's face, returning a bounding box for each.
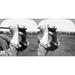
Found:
[19,31,26,43]
[19,32,23,43]
[19,34,22,43]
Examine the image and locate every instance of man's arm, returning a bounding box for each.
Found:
[0,25,20,56]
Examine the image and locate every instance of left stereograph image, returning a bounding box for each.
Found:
[0,19,39,56]
[0,19,38,56]
[0,19,75,56]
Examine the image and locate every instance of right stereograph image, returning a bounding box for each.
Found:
[0,19,75,56]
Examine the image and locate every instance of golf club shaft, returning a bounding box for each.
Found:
[0,27,9,29]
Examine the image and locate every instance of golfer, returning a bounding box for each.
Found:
[37,24,59,56]
[0,25,29,56]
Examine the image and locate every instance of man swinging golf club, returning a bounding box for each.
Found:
[0,25,29,56]
[37,24,59,56]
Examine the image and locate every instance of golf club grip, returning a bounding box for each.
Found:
[0,27,27,32]
[0,27,10,29]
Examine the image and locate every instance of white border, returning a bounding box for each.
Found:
[0,0,75,75]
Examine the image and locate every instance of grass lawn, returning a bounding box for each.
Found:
[18,34,75,56]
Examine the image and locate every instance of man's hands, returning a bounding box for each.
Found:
[10,25,19,34]
[38,24,48,33]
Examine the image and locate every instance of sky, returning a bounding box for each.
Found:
[0,19,39,32]
[38,19,75,32]
[0,19,75,32]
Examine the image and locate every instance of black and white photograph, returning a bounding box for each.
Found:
[1,0,75,75]
[0,19,75,56]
